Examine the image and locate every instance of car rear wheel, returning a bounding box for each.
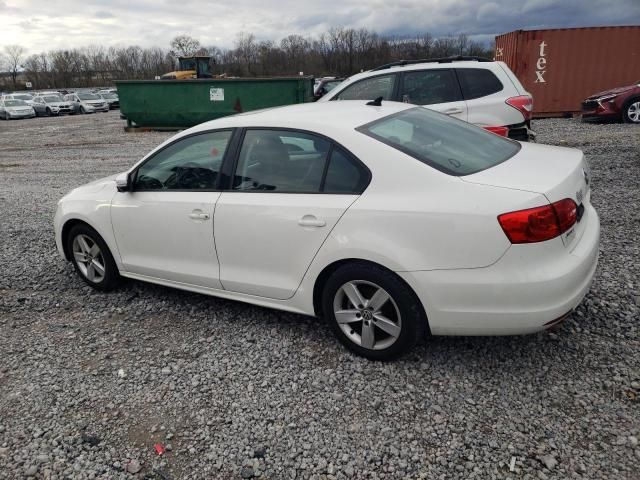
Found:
[623,98,640,123]
[322,263,427,360]
[67,224,120,291]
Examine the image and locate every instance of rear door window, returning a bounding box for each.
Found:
[357,107,520,176]
[457,68,504,99]
[399,69,461,105]
[335,74,396,101]
[322,147,368,194]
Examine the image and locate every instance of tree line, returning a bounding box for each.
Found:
[0,29,494,90]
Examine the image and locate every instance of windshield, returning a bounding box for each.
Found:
[15,94,33,101]
[100,93,117,99]
[357,107,520,176]
[4,100,26,107]
[324,80,342,92]
[44,95,63,103]
[78,93,100,100]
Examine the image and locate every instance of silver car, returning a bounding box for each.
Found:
[97,91,119,109]
[2,93,36,106]
[32,95,74,116]
[65,92,109,114]
[0,99,36,119]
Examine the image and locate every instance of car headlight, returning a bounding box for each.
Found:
[596,93,618,102]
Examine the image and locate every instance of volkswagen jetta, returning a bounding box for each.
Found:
[54,101,599,359]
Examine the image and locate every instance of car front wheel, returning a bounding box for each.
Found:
[322,263,427,360]
[67,224,120,291]
[623,98,640,123]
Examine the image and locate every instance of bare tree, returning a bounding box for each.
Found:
[169,35,201,57]
[0,29,494,90]
[4,45,27,89]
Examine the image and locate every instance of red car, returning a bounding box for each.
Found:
[582,82,640,123]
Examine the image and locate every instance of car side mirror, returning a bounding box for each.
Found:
[115,172,131,192]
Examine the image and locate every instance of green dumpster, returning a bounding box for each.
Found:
[116,77,314,130]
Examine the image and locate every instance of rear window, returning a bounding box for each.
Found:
[356,107,520,176]
[457,68,503,100]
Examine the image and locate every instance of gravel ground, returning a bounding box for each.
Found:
[0,111,638,479]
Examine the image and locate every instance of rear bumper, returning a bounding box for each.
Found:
[399,204,600,336]
[507,121,536,142]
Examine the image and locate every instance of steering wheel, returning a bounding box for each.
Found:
[136,175,163,190]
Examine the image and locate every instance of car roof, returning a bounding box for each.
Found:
[188,100,415,134]
[343,59,502,84]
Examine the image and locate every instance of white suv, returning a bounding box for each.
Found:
[319,56,534,141]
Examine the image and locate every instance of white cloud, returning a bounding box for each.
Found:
[0,0,637,54]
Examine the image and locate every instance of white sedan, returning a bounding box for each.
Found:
[54,101,599,359]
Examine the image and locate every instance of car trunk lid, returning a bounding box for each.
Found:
[461,142,591,249]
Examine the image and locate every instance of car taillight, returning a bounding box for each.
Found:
[498,198,578,244]
[505,95,533,121]
[483,126,509,137]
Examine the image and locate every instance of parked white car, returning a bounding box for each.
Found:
[319,56,535,141]
[0,98,36,119]
[54,101,598,359]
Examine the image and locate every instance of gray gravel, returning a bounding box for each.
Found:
[1,111,639,479]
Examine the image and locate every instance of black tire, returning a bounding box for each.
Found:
[321,262,427,360]
[80,106,86,114]
[66,224,120,291]
[45,107,52,117]
[622,97,640,124]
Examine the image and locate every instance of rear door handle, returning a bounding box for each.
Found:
[188,210,210,221]
[443,108,464,115]
[298,215,326,228]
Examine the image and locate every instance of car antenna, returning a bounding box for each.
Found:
[366,96,383,106]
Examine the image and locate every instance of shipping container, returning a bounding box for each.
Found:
[116,77,314,129]
[495,26,640,117]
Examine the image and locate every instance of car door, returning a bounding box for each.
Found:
[110,130,234,288]
[398,69,468,121]
[214,129,369,300]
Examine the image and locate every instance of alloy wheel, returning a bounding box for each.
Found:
[627,102,640,123]
[333,280,402,350]
[72,234,106,283]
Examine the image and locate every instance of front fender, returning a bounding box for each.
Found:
[54,188,121,269]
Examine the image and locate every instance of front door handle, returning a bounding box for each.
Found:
[188,210,210,221]
[443,108,464,115]
[298,215,326,228]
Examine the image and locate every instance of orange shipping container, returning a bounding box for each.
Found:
[495,26,640,117]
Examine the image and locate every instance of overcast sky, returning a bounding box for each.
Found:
[2,0,639,54]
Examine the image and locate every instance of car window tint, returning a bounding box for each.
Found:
[357,107,520,176]
[336,74,396,101]
[233,130,330,193]
[135,131,232,190]
[400,70,460,105]
[457,68,504,99]
[323,147,365,194]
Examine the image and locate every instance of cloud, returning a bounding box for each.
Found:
[95,10,115,19]
[1,0,638,54]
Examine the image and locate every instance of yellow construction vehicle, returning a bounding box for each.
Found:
[161,56,213,80]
